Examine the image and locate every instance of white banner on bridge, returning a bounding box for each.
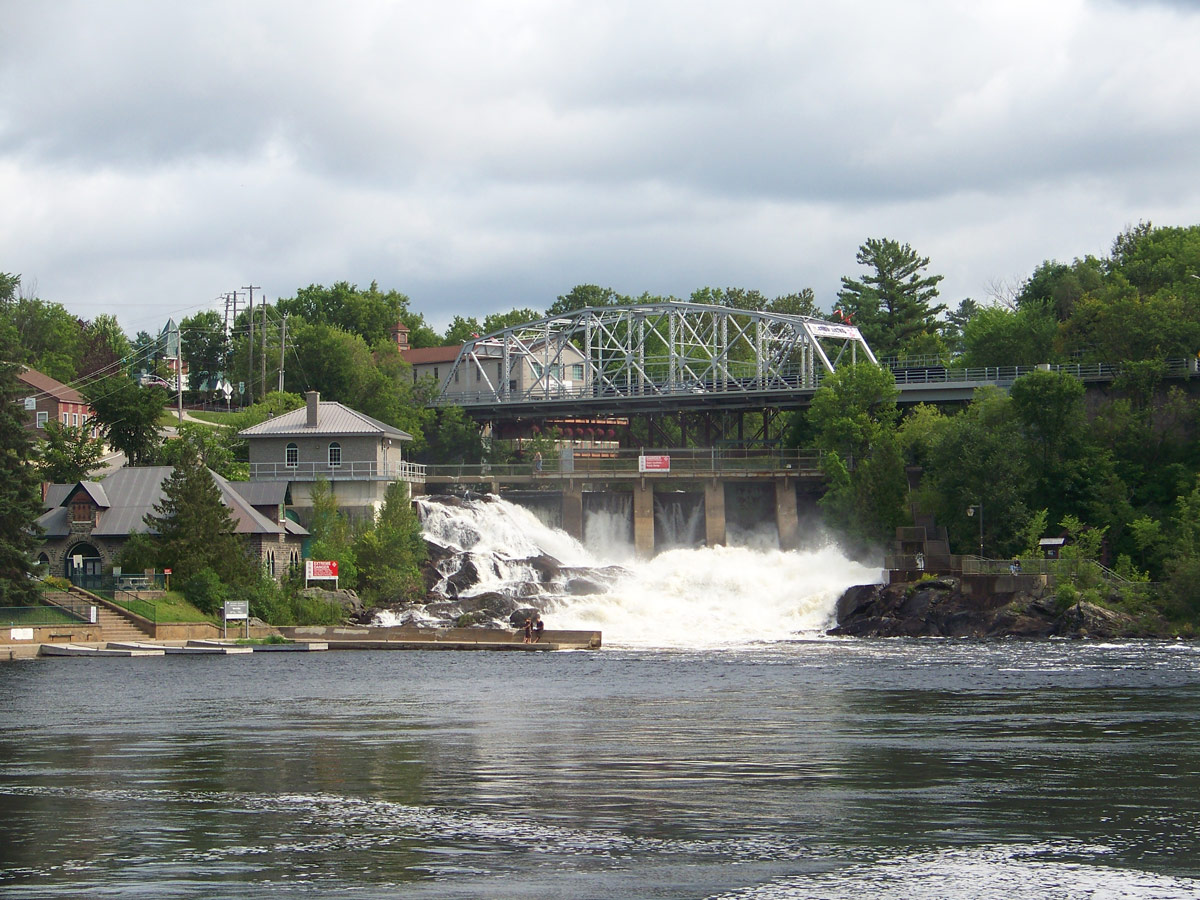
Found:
[807,322,863,340]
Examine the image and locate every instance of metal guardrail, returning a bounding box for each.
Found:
[2,605,83,626]
[426,448,825,480]
[249,460,427,481]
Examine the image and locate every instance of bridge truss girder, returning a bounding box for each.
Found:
[438,301,877,406]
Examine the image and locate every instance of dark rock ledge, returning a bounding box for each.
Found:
[829,577,1154,639]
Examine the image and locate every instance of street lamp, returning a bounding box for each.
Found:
[966,503,984,558]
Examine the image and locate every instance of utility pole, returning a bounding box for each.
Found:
[260,297,268,398]
[223,291,243,407]
[278,313,287,393]
[243,284,260,405]
[175,319,183,425]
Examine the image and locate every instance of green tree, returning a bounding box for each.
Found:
[415,406,482,465]
[1107,221,1200,296]
[960,300,1059,367]
[35,421,105,483]
[276,281,412,346]
[807,362,899,461]
[806,362,906,544]
[443,315,484,344]
[546,284,629,317]
[354,482,427,605]
[306,478,358,586]
[5,294,85,381]
[83,375,167,465]
[143,442,250,586]
[1009,370,1087,480]
[836,238,946,359]
[0,346,44,603]
[943,298,981,355]
[1017,257,1105,321]
[180,310,227,394]
[79,314,131,379]
[482,307,542,333]
[158,422,247,481]
[921,387,1033,558]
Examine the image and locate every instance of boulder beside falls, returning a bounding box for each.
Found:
[829,577,1141,639]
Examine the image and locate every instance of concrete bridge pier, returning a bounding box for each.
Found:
[704,480,726,547]
[562,484,583,542]
[634,481,655,557]
[775,478,799,550]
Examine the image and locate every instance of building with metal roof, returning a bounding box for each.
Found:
[36,465,308,583]
[238,391,424,523]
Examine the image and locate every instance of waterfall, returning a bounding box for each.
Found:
[380,494,881,649]
[653,492,705,550]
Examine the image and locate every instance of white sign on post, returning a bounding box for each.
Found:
[223,600,250,639]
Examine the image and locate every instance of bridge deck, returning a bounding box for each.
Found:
[439,359,1198,418]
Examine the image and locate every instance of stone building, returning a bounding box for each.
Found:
[36,466,307,582]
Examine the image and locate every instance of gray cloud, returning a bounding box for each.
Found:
[3,0,1200,332]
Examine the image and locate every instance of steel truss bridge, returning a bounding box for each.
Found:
[435,302,875,413]
[430,301,1200,444]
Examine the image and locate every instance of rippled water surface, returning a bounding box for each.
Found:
[2,641,1199,898]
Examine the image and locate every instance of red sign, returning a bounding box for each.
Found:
[638,455,671,473]
[306,560,339,579]
[164,568,172,575]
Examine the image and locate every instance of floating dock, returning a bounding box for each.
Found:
[40,643,165,658]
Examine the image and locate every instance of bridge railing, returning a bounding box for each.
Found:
[425,447,825,480]
[432,357,1197,406]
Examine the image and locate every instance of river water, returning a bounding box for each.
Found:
[2,640,1199,899]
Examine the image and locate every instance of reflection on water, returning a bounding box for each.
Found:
[1,641,1199,898]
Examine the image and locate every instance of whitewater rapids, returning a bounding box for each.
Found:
[390,495,882,650]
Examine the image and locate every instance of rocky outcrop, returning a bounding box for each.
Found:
[829,576,1145,639]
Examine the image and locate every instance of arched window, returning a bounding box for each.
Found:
[328,441,341,468]
[285,442,299,468]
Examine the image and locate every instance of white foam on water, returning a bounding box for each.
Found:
[551,543,881,649]
[414,495,881,649]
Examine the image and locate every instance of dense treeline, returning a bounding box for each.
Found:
[792,223,1200,628]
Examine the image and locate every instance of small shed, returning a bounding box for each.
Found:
[1039,536,1067,559]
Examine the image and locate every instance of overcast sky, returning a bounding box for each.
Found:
[3,0,1200,336]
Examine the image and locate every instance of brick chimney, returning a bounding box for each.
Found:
[306,391,319,427]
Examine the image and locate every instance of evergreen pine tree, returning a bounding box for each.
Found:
[144,442,248,586]
[0,349,44,604]
[837,238,946,359]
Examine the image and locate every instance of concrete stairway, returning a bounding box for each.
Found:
[95,605,153,641]
[44,588,155,642]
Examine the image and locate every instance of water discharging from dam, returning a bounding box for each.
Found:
[400,494,882,649]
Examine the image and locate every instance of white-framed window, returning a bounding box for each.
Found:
[62,412,69,425]
[36,411,48,428]
[572,364,584,381]
[72,413,79,427]
[328,442,341,468]
[285,443,299,468]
